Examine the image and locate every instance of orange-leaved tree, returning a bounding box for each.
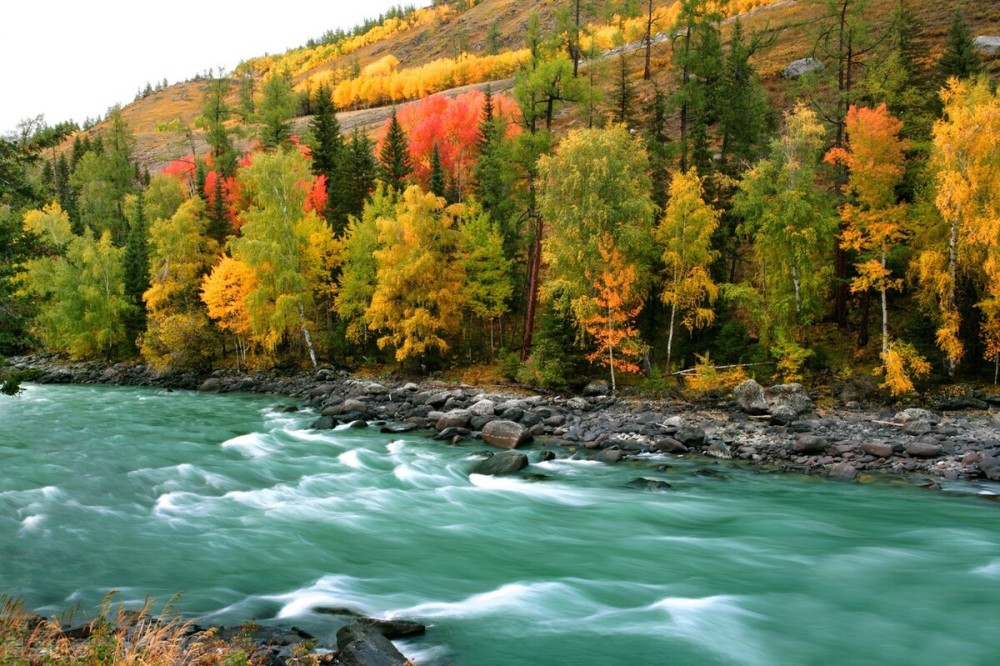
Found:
[384,91,521,200]
[580,235,644,394]
[825,103,927,394]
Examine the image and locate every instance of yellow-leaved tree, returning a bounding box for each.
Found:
[657,168,720,371]
[366,186,466,363]
[140,197,219,371]
[201,256,258,370]
[230,148,340,368]
[919,77,1000,378]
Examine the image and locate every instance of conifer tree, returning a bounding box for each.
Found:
[939,12,981,81]
[378,108,413,192]
[333,129,378,224]
[199,74,236,176]
[429,143,446,198]
[122,190,150,345]
[259,71,297,150]
[308,84,344,228]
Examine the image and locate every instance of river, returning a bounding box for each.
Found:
[2,384,999,664]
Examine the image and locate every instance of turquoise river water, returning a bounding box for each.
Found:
[2,384,1000,665]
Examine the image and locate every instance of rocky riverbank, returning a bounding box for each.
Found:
[9,355,1000,490]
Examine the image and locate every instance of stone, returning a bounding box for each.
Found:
[482,420,533,449]
[860,441,894,458]
[336,624,408,666]
[537,450,557,462]
[592,448,625,464]
[346,419,368,429]
[673,425,706,447]
[652,437,688,454]
[583,380,610,397]
[794,435,829,454]
[767,383,813,417]
[734,379,768,415]
[628,477,672,491]
[470,451,529,475]
[978,456,1000,481]
[784,57,824,78]
[902,420,932,437]
[198,378,222,392]
[380,423,418,434]
[829,462,858,480]
[436,409,471,431]
[973,36,1000,57]
[905,441,943,458]
[566,397,590,411]
[705,441,732,459]
[468,399,496,417]
[311,415,336,430]
[893,408,939,424]
[334,398,368,416]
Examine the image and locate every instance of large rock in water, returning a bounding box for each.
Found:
[471,451,529,475]
[336,624,409,666]
[482,420,533,449]
[734,379,768,414]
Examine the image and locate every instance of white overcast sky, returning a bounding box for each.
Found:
[0,0,429,135]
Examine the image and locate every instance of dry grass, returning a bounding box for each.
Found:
[0,594,263,665]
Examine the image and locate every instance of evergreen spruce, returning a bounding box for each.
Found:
[429,143,446,198]
[939,12,980,80]
[122,190,150,345]
[309,84,345,229]
[378,108,413,193]
[334,128,378,223]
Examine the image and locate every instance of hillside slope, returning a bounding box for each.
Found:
[83,0,999,173]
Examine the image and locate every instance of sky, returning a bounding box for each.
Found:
[0,0,428,136]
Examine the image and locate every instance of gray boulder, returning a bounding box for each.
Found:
[583,380,610,397]
[734,379,768,415]
[592,448,625,464]
[784,57,824,78]
[767,383,814,417]
[336,624,408,666]
[861,441,894,458]
[973,36,1000,57]
[471,451,529,475]
[893,408,939,424]
[468,399,496,417]
[652,437,688,453]
[905,440,943,458]
[829,462,858,480]
[794,435,829,454]
[482,420,533,449]
[436,409,471,431]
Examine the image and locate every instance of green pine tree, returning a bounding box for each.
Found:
[429,143,446,197]
[334,128,379,224]
[122,190,150,345]
[378,108,413,192]
[939,11,981,80]
[309,84,345,229]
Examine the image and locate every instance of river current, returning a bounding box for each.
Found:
[2,384,999,664]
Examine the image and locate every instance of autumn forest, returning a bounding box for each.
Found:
[2,0,1000,398]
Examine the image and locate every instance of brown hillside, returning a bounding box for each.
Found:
[72,0,999,173]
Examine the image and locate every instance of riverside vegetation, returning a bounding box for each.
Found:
[0,0,998,399]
